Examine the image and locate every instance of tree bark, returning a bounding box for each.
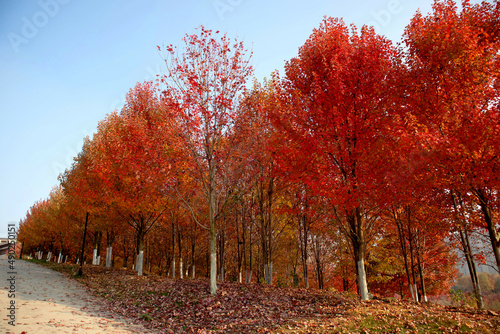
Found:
[416,235,427,302]
[312,235,325,289]
[348,208,369,300]
[171,222,176,278]
[299,214,309,288]
[136,226,145,276]
[394,208,415,301]
[178,225,183,279]
[452,191,484,309]
[474,188,500,274]
[408,224,419,302]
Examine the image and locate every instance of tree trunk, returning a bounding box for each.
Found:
[122,234,130,269]
[209,162,217,295]
[475,188,500,274]
[247,221,253,283]
[178,225,183,279]
[452,191,484,309]
[210,229,217,294]
[313,235,325,289]
[136,219,145,276]
[218,226,226,282]
[96,231,102,265]
[299,214,309,288]
[191,219,196,279]
[313,236,325,289]
[106,230,114,269]
[267,173,274,285]
[408,227,419,302]
[394,209,415,301]
[416,236,427,302]
[348,208,369,300]
[462,229,484,308]
[242,208,247,283]
[106,246,113,268]
[171,222,176,278]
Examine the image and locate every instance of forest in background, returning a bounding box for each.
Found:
[17,0,500,308]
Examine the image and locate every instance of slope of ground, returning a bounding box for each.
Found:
[32,260,500,333]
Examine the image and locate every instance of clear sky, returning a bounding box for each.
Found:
[0,0,452,238]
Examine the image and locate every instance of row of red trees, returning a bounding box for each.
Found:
[18,0,499,304]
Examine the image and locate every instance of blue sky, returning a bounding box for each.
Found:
[0,0,445,238]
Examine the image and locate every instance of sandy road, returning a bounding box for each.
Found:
[0,258,155,334]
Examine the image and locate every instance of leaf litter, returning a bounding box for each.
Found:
[45,263,500,333]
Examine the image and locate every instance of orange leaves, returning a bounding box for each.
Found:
[56,81,183,240]
[276,17,397,211]
[158,25,253,148]
[403,0,500,194]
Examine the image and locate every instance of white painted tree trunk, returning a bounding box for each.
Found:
[172,259,176,278]
[246,270,252,283]
[97,256,101,266]
[77,258,80,265]
[239,271,242,283]
[58,252,62,263]
[137,251,144,276]
[357,259,370,300]
[414,284,419,302]
[92,249,98,265]
[180,257,184,279]
[409,284,416,301]
[210,252,217,294]
[191,265,195,279]
[106,246,112,268]
[64,255,68,263]
[264,263,273,285]
[47,251,52,262]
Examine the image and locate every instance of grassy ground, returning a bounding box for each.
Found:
[27,259,500,333]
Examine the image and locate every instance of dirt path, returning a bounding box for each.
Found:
[0,258,154,334]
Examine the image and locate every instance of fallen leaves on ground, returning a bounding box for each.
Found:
[40,262,500,333]
[276,298,500,333]
[76,265,354,333]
